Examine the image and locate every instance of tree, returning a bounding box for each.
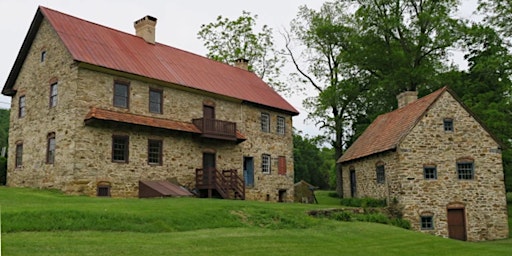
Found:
[452,24,512,191]
[478,0,512,40]
[293,131,333,189]
[286,0,464,196]
[197,11,287,92]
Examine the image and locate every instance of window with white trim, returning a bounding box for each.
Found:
[261,113,270,132]
[277,116,285,135]
[262,154,271,174]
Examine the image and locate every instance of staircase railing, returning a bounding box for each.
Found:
[196,168,245,200]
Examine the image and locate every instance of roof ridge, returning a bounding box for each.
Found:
[39,6,257,76]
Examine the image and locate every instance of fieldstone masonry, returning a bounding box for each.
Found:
[341,91,509,241]
[6,16,295,202]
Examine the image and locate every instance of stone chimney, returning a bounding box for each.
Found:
[134,15,157,44]
[396,91,418,108]
[234,58,249,71]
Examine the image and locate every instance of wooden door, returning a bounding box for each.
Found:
[447,208,467,241]
[202,153,216,184]
[203,105,215,119]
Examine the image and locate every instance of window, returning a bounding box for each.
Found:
[457,160,474,180]
[149,89,163,114]
[49,82,58,107]
[148,139,162,165]
[47,133,56,164]
[41,50,46,62]
[278,156,286,175]
[423,165,437,180]
[421,216,434,230]
[444,118,453,132]
[113,82,129,108]
[262,154,271,174]
[261,113,270,132]
[19,95,26,118]
[376,164,385,184]
[15,143,23,167]
[277,116,285,135]
[112,135,129,163]
[97,185,111,197]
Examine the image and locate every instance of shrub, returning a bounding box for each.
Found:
[507,192,512,204]
[328,192,341,198]
[391,218,411,230]
[339,197,386,208]
[331,211,352,221]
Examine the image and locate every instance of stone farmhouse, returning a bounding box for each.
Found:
[1,6,299,202]
[338,87,509,241]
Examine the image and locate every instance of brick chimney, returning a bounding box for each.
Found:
[234,58,249,71]
[134,15,157,44]
[396,91,418,108]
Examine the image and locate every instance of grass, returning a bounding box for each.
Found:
[1,187,511,256]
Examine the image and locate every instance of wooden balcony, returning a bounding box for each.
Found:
[192,118,237,141]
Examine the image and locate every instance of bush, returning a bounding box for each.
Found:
[507,192,512,204]
[391,218,411,230]
[331,211,352,221]
[339,197,386,208]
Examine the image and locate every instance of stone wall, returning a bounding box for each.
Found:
[398,91,508,241]
[7,17,295,202]
[341,152,398,200]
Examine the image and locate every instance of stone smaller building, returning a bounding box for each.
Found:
[338,87,509,241]
[294,180,318,204]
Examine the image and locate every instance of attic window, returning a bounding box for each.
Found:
[443,118,453,132]
[41,50,46,62]
[423,165,437,180]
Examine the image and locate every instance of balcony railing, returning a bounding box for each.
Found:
[192,118,237,141]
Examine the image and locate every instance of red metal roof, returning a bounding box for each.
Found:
[84,107,246,140]
[38,6,298,115]
[338,87,448,163]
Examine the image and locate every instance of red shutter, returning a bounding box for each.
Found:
[278,156,286,175]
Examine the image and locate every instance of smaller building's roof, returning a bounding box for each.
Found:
[84,107,247,141]
[139,180,193,198]
[338,87,448,163]
[294,180,318,190]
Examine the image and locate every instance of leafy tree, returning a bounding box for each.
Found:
[197,11,287,92]
[452,24,512,191]
[293,131,333,189]
[478,0,512,39]
[286,0,464,196]
[0,109,9,152]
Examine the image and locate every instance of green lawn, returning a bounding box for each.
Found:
[1,187,511,256]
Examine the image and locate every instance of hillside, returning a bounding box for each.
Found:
[0,188,511,256]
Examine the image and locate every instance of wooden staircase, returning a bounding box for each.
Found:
[195,168,245,200]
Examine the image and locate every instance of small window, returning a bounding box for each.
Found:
[19,95,26,118]
[47,133,56,164]
[423,165,437,180]
[421,216,434,230]
[148,139,162,165]
[112,135,129,163]
[49,82,58,107]
[443,118,453,132]
[278,156,286,175]
[149,89,163,114]
[261,113,270,133]
[262,154,271,174]
[41,51,46,62]
[277,116,285,135]
[15,143,23,167]
[97,185,111,197]
[457,160,474,180]
[376,164,385,184]
[113,82,129,108]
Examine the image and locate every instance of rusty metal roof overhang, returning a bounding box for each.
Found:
[84,107,247,142]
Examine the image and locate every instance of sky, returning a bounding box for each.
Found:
[0,0,479,138]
